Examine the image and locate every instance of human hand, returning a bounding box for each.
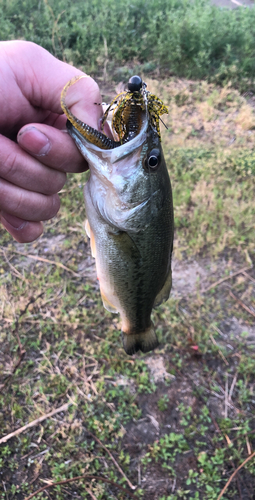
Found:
[0,41,103,243]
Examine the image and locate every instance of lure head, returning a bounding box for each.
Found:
[127,75,143,92]
[102,76,168,145]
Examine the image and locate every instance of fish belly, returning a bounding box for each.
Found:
[84,182,173,355]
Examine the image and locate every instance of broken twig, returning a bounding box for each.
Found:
[229,290,255,319]
[217,450,255,500]
[0,401,72,444]
[9,248,80,277]
[210,334,229,365]
[24,475,136,500]
[86,429,136,490]
[204,265,253,293]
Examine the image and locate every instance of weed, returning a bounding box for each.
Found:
[0,0,255,87]
[158,395,170,411]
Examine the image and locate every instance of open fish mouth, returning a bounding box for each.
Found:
[61,75,168,151]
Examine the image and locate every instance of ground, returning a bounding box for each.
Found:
[0,77,255,500]
[211,0,254,10]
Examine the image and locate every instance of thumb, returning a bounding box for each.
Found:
[61,75,103,131]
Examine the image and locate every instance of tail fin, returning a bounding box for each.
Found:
[122,323,159,356]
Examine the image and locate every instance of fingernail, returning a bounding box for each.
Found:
[18,127,51,156]
[1,212,27,230]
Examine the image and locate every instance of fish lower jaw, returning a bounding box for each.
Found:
[121,323,159,356]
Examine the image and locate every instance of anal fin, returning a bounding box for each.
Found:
[101,289,118,314]
[85,219,96,257]
[90,231,96,258]
[154,267,172,308]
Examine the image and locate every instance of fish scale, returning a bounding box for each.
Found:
[61,75,174,355]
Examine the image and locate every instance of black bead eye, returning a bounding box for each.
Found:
[128,75,142,93]
[145,148,161,171]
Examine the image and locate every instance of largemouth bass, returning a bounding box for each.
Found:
[61,76,174,355]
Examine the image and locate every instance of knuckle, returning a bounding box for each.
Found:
[43,172,66,195]
[44,194,60,220]
[53,172,66,194]
[11,190,26,216]
[56,172,66,192]
[59,155,86,173]
[15,222,44,244]
[3,151,19,180]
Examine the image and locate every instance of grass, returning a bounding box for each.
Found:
[1,0,255,88]
[0,78,255,499]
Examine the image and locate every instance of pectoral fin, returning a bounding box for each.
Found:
[85,220,97,258]
[153,267,172,307]
[85,219,91,238]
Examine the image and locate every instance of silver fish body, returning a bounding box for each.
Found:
[63,84,173,355]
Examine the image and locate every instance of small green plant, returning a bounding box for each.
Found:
[186,469,199,485]
[158,395,169,411]
[178,403,192,426]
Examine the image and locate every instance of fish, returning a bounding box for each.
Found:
[61,75,174,355]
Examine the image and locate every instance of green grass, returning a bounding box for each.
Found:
[1,0,255,88]
[0,78,255,498]
[166,146,255,256]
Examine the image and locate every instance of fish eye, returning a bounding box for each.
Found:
[148,154,158,168]
[145,148,161,171]
[128,75,143,93]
